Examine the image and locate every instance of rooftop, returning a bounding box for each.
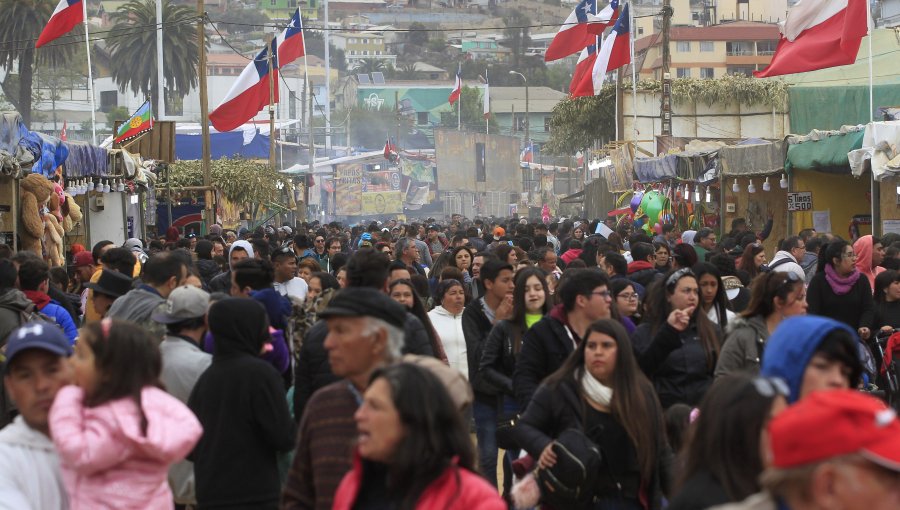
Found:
[636,21,780,51]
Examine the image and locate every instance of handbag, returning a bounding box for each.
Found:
[496,410,520,451]
[535,428,602,508]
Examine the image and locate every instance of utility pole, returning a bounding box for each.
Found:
[268,36,276,173]
[660,0,674,140]
[197,5,213,230]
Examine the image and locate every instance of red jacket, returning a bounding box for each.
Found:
[332,451,506,510]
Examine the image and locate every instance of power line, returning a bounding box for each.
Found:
[0,17,202,53]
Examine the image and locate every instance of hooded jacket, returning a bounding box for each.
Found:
[0,288,35,345]
[512,304,578,411]
[768,251,806,283]
[0,415,68,509]
[188,298,297,509]
[106,285,166,342]
[208,241,256,294]
[23,290,78,344]
[428,305,466,379]
[760,315,856,403]
[627,260,663,288]
[560,248,583,266]
[853,235,886,292]
[715,315,770,378]
[48,385,202,510]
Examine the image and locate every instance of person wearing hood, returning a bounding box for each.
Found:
[759,315,862,404]
[628,242,664,289]
[767,236,807,283]
[123,237,148,266]
[852,234,886,293]
[107,252,187,343]
[208,240,253,294]
[49,319,202,509]
[715,272,808,378]
[807,240,874,341]
[188,298,297,509]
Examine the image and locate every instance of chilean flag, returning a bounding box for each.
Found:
[210,40,279,133]
[448,65,462,105]
[754,0,869,78]
[520,142,533,163]
[545,0,618,62]
[569,44,596,95]
[276,8,305,67]
[571,4,630,98]
[587,0,620,36]
[36,0,84,48]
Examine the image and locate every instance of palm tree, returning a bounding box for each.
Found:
[0,0,78,125]
[395,62,419,80]
[352,58,388,75]
[106,0,199,116]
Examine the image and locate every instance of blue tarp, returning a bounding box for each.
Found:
[175,131,271,160]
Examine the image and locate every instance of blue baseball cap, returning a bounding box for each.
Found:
[3,322,72,373]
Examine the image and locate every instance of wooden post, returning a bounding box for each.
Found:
[197,4,214,231]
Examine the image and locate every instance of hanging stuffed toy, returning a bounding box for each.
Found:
[18,174,55,258]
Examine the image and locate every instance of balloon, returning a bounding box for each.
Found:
[630,192,644,213]
[639,190,666,225]
[654,223,662,234]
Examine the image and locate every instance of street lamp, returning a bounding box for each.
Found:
[508,71,529,149]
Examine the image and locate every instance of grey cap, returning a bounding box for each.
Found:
[152,285,210,324]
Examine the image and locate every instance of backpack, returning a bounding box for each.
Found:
[0,302,57,332]
[536,428,603,508]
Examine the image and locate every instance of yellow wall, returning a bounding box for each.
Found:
[792,169,872,237]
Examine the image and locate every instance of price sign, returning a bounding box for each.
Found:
[787,192,812,211]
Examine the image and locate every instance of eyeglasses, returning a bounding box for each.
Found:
[315,238,325,243]
[590,290,612,299]
[617,292,639,300]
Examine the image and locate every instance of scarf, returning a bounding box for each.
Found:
[824,264,861,296]
[580,370,613,407]
[23,290,51,309]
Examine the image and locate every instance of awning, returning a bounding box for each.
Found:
[848,121,900,180]
[785,128,864,174]
[718,140,786,177]
[559,189,585,204]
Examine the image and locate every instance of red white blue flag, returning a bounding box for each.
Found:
[571,3,631,97]
[569,43,596,95]
[545,0,618,62]
[276,8,305,67]
[448,65,462,105]
[36,0,83,48]
[210,40,279,132]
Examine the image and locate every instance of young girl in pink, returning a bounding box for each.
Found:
[49,318,203,509]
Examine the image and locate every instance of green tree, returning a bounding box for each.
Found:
[106,106,131,123]
[543,87,615,155]
[407,22,428,46]
[502,10,532,69]
[440,86,497,133]
[0,0,78,125]
[395,62,419,79]
[106,0,199,116]
[351,58,388,75]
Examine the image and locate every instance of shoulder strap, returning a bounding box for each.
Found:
[768,257,793,270]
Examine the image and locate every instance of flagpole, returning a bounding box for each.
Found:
[268,36,277,173]
[156,0,165,120]
[868,16,876,235]
[628,2,637,143]
[457,64,461,131]
[82,0,97,143]
[485,69,489,135]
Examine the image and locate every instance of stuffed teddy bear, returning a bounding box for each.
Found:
[44,187,65,267]
[62,192,82,233]
[19,174,55,258]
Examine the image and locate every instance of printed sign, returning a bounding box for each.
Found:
[787,191,812,211]
[362,191,403,215]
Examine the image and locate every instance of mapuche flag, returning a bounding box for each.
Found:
[114,101,153,145]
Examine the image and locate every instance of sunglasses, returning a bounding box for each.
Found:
[315,238,325,243]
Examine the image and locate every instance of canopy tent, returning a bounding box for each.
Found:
[175,130,271,160]
[785,127,865,174]
[777,29,900,134]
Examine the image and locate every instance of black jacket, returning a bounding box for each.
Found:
[208,270,232,294]
[196,258,221,285]
[667,470,730,510]
[513,378,672,510]
[807,271,874,331]
[478,320,521,396]
[512,308,575,411]
[628,267,663,289]
[461,299,501,401]
[631,322,719,409]
[292,311,435,420]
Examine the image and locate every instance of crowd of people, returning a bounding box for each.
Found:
[1,213,900,510]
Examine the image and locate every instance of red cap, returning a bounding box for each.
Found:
[73,251,94,268]
[493,226,505,238]
[769,390,900,471]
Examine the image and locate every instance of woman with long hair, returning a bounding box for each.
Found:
[653,241,672,273]
[807,239,875,340]
[715,271,807,378]
[390,279,447,363]
[667,374,788,510]
[332,364,505,510]
[693,262,735,328]
[513,319,671,509]
[449,246,475,284]
[737,243,767,281]
[873,270,900,330]
[631,268,722,408]
[427,279,467,372]
[494,244,519,266]
[611,279,641,326]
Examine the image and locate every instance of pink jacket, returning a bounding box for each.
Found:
[333,451,506,510]
[49,385,203,510]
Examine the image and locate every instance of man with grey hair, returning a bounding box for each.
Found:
[282,288,406,510]
[395,236,426,276]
